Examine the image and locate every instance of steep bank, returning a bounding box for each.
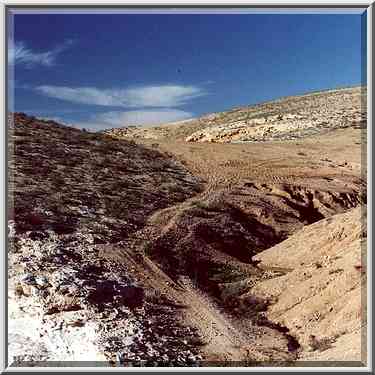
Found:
[252,206,366,363]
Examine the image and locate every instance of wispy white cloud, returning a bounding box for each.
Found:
[21,108,84,115]
[38,116,68,124]
[122,85,205,107]
[35,84,207,108]
[8,39,74,67]
[71,109,194,131]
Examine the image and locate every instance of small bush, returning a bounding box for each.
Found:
[51,174,65,186]
[308,335,334,352]
[142,241,154,257]
[191,199,227,212]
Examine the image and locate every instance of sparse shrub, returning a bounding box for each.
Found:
[161,182,185,195]
[308,335,335,352]
[25,213,45,227]
[51,174,65,186]
[51,217,78,235]
[144,289,164,304]
[328,268,344,275]
[210,265,247,284]
[101,156,112,166]
[191,199,227,212]
[142,241,154,257]
[100,141,122,153]
[242,295,269,312]
[189,336,207,347]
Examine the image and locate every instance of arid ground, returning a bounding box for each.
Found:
[8,86,367,366]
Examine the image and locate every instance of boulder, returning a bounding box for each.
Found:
[117,285,145,308]
[86,280,144,308]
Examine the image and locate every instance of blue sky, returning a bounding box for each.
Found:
[9,11,365,130]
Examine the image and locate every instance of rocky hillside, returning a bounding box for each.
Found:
[8,113,205,365]
[9,113,203,241]
[104,86,366,143]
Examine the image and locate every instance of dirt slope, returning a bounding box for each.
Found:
[251,206,366,363]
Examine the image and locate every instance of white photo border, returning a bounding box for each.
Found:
[1,1,372,373]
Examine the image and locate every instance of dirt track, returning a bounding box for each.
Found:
[145,127,364,189]
[109,124,365,364]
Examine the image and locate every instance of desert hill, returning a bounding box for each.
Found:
[104,86,366,143]
[8,85,367,367]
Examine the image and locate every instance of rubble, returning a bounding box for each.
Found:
[9,226,205,366]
